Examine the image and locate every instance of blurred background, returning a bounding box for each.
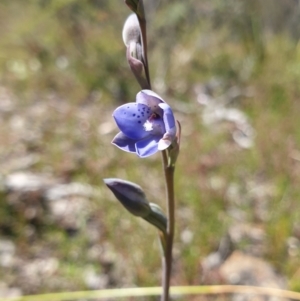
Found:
[1,0,300,300]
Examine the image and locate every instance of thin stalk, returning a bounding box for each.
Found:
[161,149,175,301]
[137,16,151,88]
[135,5,174,298]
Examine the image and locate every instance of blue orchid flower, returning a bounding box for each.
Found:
[112,89,176,158]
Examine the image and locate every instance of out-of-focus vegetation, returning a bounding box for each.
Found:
[1,0,300,299]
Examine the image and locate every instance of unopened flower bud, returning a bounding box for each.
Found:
[122,14,141,47]
[128,41,143,61]
[104,178,151,217]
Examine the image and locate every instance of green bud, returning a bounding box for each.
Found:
[143,203,167,234]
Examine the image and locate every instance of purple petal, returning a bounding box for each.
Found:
[140,90,165,102]
[113,103,152,140]
[135,136,161,157]
[111,132,137,153]
[136,90,164,115]
[157,137,172,150]
[159,103,176,134]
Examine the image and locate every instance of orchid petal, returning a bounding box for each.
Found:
[158,103,176,132]
[113,103,151,140]
[157,137,172,150]
[135,136,161,157]
[141,90,165,102]
[111,132,137,153]
[136,90,164,115]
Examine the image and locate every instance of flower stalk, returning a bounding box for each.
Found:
[161,149,175,301]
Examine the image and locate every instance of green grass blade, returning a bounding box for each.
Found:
[1,285,300,301]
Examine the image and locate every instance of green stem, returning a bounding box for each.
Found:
[161,150,175,301]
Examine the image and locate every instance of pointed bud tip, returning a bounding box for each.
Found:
[103,178,151,217]
[103,178,118,187]
[103,178,111,184]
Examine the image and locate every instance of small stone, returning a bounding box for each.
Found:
[4,172,53,192]
[0,282,22,298]
[45,182,93,201]
[180,229,194,245]
[219,251,287,300]
[83,266,109,289]
[47,196,88,231]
